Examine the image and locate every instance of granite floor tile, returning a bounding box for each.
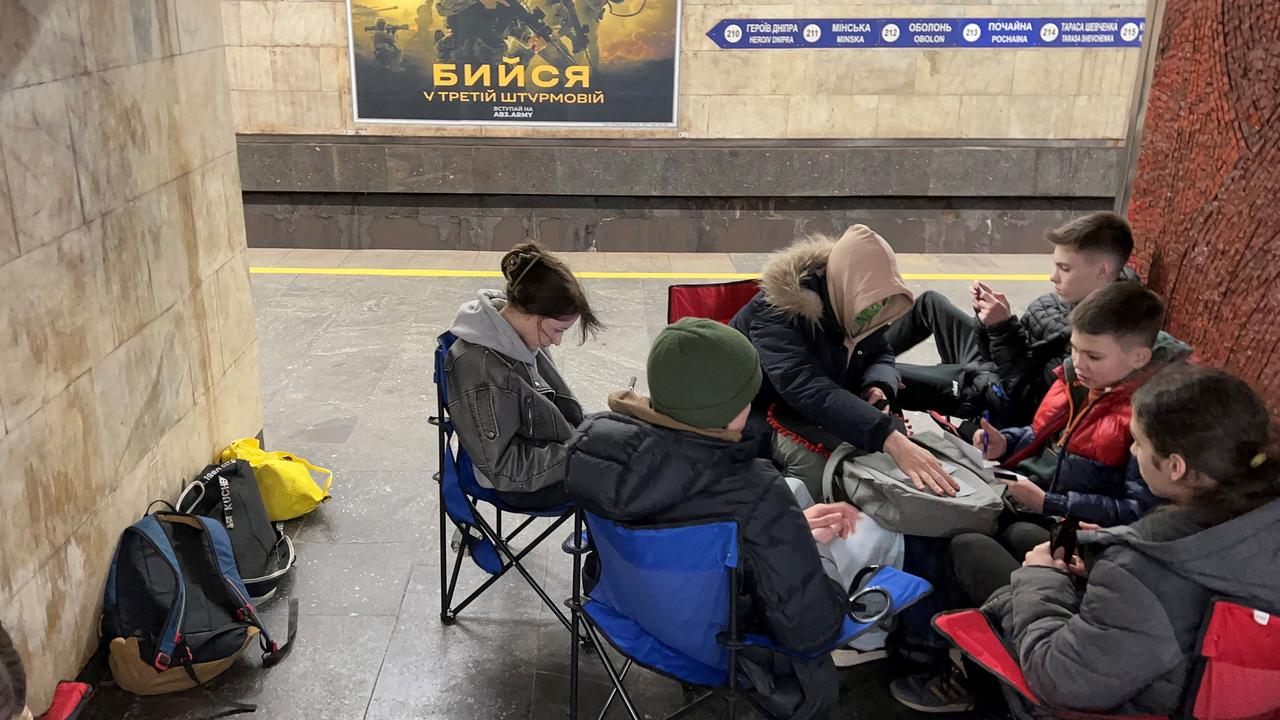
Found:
[268,351,395,408]
[365,564,558,719]
[277,249,353,268]
[603,252,671,273]
[665,253,738,274]
[728,253,772,273]
[399,560,552,625]
[532,668,758,720]
[572,278,647,328]
[247,247,292,267]
[287,541,417,618]
[337,249,420,268]
[364,615,540,720]
[79,614,395,720]
[410,249,479,269]
[248,271,299,301]
[555,251,607,272]
[291,470,436,547]
[471,251,507,270]
[261,384,351,436]
[367,342,434,402]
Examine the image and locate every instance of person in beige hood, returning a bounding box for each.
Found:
[729,225,960,497]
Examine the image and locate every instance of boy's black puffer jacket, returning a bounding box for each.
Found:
[728,242,901,453]
[566,407,848,720]
[977,267,1141,425]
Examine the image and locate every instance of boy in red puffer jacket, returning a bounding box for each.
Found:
[974,282,1190,548]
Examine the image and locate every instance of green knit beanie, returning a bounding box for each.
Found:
[647,317,763,429]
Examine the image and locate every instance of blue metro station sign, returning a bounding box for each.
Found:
[706,17,1145,49]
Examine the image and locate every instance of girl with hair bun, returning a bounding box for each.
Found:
[445,242,602,509]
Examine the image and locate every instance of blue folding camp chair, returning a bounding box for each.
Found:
[429,331,576,630]
[564,511,933,720]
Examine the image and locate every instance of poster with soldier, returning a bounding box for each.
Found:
[347,0,679,125]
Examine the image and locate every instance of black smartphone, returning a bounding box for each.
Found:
[1050,517,1081,561]
[992,469,1021,483]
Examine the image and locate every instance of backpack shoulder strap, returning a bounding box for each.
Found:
[261,598,299,668]
[177,651,257,717]
[191,516,298,665]
[822,443,860,504]
[193,516,254,606]
[132,516,187,671]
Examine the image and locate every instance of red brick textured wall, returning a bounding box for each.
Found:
[1128,0,1280,419]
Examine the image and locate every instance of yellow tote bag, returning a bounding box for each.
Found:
[218,438,333,521]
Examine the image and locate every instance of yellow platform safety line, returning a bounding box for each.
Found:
[251,266,1050,282]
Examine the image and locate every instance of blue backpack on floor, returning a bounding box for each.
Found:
[101,510,297,710]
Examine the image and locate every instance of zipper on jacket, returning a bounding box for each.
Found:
[1006,382,1104,470]
[1048,395,1104,495]
[1056,384,1106,451]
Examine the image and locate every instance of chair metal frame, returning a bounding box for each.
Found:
[934,599,1280,720]
[430,332,576,631]
[563,511,777,720]
[563,511,907,720]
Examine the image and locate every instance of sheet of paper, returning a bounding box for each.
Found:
[941,430,993,469]
[887,460,977,497]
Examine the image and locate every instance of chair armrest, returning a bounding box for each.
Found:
[933,610,1038,704]
[935,610,1172,720]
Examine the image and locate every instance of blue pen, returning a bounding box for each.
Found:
[981,410,990,457]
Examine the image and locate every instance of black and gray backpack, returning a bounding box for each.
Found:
[102,511,297,707]
[177,460,295,602]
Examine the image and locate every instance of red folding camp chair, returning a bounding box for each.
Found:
[666,279,759,325]
[933,599,1280,720]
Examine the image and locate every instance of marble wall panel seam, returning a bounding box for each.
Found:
[62,96,91,231]
[0,143,17,260]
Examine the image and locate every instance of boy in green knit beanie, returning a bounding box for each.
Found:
[646,317,764,430]
[566,317,869,718]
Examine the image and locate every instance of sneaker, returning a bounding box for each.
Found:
[889,667,975,714]
[831,646,888,667]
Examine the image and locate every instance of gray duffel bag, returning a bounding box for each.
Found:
[821,430,1005,537]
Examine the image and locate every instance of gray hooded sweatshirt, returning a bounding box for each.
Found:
[984,498,1280,716]
[446,290,583,494]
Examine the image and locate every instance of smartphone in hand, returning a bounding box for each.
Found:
[1050,517,1081,561]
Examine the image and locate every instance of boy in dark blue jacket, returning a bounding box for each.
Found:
[975,282,1189,530]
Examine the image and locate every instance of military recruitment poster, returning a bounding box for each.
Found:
[347,0,680,125]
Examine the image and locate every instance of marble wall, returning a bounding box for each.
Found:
[223,0,1146,139]
[0,0,262,709]
[1128,0,1280,421]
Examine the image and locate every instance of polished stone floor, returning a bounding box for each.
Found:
[81,249,1050,720]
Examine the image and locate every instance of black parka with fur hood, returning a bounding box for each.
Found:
[730,226,913,452]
